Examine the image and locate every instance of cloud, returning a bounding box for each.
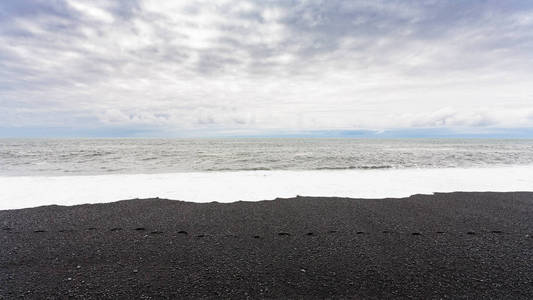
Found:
[0,0,533,136]
[66,0,115,23]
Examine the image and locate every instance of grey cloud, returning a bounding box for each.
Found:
[1,0,533,133]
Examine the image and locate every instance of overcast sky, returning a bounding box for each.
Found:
[1,0,533,137]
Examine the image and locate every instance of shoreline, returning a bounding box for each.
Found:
[2,192,533,298]
[2,165,533,210]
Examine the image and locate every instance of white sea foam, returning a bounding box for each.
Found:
[1,166,532,210]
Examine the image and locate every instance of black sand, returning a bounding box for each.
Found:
[1,192,533,299]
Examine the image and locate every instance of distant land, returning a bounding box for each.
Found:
[1,127,533,139]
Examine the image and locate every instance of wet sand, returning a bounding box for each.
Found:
[1,192,533,299]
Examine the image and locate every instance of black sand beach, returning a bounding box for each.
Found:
[1,192,533,299]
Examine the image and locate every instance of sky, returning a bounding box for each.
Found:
[1,0,533,137]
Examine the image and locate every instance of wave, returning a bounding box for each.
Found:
[207,166,393,172]
[314,165,393,170]
[1,166,532,210]
[206,167,272,171]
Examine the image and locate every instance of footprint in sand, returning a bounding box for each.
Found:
[177,230,188,235]
[134,227,146,231]
[278,232,290,236]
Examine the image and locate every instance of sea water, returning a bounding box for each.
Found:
[1,138,533,209]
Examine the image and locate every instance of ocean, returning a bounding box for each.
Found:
[1,138,533,209]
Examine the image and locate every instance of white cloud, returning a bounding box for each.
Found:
[0,0,533,135]
[66,0,115,23]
